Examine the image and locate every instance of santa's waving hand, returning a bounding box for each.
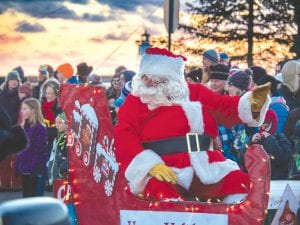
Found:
[115,47,271,202]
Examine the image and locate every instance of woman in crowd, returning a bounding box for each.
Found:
[15,98,48,197]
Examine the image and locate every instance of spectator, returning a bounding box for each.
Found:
[202,49,219,83]
[56,63,74,83]
[0,71,21,124]
[15,98,48,197]
[219,52,230,67]
[279,60,300,110]
[18,82,33,124]
[40,78,62,145]
[288,120,300,179]
[209,64,229,94]
[241,109,291,180]
[185,68,202,83]
[33,65,54,99]
[87,73,102,86]
[76,62,93,83]
[284,107,300,140]
[13,66,27,83]
[47,112,68,187]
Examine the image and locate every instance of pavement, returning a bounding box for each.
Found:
[0,191,53,203]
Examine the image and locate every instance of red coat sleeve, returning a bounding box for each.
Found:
[188,83,242,128]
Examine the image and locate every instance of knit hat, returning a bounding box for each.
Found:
[19,82,32,97]
[281,60,300,93]
[57,63,74,79]
[121,81,132,98]
[138,47,187,81]
[227,70,251,91]
[210,64,229,80]
[6,70,20,82]
[229,66,241,76]
[219,52,229,60]
[203,49,219,65]
[87,74,102,85]
[77,62,93,77]
[121,70,136,82]
[250,66,267,84]
[260,109,278,135]
[56,112,67,122]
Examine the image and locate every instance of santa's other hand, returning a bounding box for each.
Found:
[250,82,271,113]
[148,163,177,184]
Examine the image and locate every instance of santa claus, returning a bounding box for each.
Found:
[115,48,271,203]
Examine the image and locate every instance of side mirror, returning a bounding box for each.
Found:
[0,197,70,225]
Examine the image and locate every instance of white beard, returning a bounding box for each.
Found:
[131,74,189,110]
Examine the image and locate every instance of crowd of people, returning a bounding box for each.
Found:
[0,48,299,199]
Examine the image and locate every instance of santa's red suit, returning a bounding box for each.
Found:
[115,82,270,200]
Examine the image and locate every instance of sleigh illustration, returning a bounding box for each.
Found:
[59,84,271,225]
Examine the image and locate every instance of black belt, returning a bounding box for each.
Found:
[142,133,212,156]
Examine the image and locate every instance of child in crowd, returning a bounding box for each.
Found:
[15,98,48,197]
[239,109,291,180]
[47,112,68,187]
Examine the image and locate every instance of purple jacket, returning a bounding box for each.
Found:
[15,121,48,175]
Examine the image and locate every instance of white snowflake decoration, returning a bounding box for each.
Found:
[104,180,113,196]
[93,165,101,183]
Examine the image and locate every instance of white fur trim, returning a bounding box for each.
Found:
[238,92,271,127]
[125,150,195,193]
[189,151,240,184]
[172,167,194,190]
[222,193,247,204]
[125,149,163,194]
[180,101,204,134]
[138,54,184,81]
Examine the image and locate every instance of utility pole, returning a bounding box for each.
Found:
[164,0,179,51]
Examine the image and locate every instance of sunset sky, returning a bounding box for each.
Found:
[0,0,183,77]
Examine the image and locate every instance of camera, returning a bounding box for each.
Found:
[40,70,47,75]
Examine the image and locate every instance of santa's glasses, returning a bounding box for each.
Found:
[141,75,167,87]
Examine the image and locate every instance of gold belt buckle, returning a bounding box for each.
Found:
[186,132,201,153]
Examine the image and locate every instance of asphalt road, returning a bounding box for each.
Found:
[0,191,53,203]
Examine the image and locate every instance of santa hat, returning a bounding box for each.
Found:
[138,47,187,81]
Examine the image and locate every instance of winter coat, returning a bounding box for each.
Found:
[278,84,300,111]
[47,132,68,185]
[249,133,291,180]
[269,96,289,134]
[0,105,27,161]
[284,107,300,140]
[0,88,21,125]
[15,121,48,175]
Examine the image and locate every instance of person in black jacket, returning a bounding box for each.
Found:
[0,71,22,125]
[0,104,27,162]
[243,109,291,180]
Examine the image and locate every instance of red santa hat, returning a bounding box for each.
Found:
[138,47,187,81]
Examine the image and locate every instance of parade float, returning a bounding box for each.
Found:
[55,83,298,225]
